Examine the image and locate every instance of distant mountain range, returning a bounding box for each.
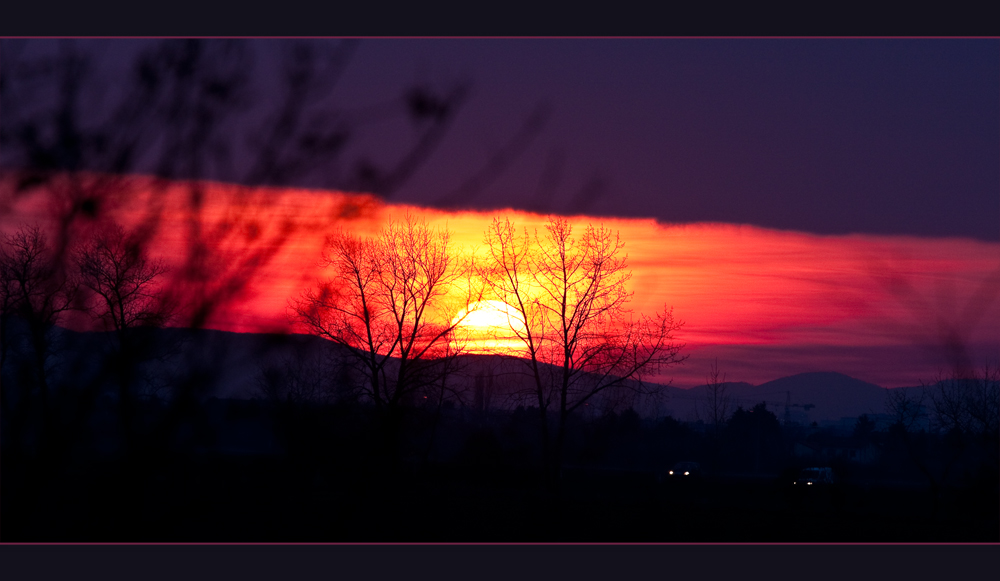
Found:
[5,322,927,425]
[658,372,924,425]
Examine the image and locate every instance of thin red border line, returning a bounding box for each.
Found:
[2,542,997,546]
[3,36,1000,39]
[2,35,996,549]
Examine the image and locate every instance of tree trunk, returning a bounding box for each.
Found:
[537,403,552,491]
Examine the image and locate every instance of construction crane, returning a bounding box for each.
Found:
[731,391,815,425]
[664,389,815,426]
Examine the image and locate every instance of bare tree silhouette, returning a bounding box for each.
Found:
[699,359,732,435]
[698,359,731,474]
[928,362,1000,440]
[77,222,171,333]
[76,221,174,446]
[0,224,77,433]
[481,215,685,488]
[885,385,927,433]
[882,384,960,517]
[926,362,1000,485]
[291,214,482,460]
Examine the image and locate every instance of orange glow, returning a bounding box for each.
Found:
[2,172,998,388]
[451,300,529,356]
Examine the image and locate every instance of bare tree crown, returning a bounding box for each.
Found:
[482,216,685,407]
[292,214,478,408]
[0,224,76,326]
[77,222,171,333]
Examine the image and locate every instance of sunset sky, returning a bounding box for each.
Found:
[1,38,998,389]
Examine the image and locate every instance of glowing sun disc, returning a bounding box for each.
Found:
[452,300,527,334]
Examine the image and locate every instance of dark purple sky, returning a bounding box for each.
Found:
[3,39,998,240]
[337,39,999,240]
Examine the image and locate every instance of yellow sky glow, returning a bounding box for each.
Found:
[3,173,998,387]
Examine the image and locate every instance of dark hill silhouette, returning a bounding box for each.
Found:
[4,321,921,424]
[0,318,353,402]
[753,372,888,421]
[662,372,911,424]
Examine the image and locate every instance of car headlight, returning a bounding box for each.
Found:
[668,470,673,475]
[684,471,690,476]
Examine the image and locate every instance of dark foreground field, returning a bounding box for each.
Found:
[4,454,996,542]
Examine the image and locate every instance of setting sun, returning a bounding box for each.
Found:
[451,300,528,355]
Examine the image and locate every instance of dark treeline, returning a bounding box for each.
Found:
[1,317,996,541]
